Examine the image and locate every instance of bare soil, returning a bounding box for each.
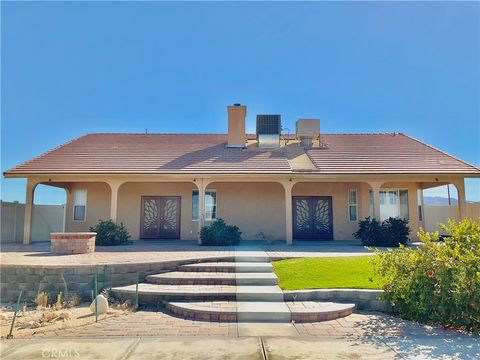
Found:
[1,302,131,339]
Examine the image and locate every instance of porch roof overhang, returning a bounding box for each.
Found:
[4,171,480,184]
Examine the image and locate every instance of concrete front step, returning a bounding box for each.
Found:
[178,262,273,273]
[146,272,236,285]
[235,273,278,286]
[236,301,291,322]
[287,301,356,322]
[234,252,270,263]
[236,286,284,302]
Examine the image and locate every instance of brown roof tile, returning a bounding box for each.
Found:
[5,133,479,176]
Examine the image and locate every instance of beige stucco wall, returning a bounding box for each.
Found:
[211,182,286,240]
[117,182,198,240]
[65,182,111,232]
[62,179,423,242]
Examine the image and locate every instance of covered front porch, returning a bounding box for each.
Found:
[19,174,470,245]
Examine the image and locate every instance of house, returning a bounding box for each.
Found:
[4,104,480,245]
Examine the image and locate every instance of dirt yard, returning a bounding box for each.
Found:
[1,302,130,339]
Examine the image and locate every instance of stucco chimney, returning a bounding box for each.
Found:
[227,104,247,148]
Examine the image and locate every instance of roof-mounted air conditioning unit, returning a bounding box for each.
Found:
[296,119,320,147]
[256,115,281,149]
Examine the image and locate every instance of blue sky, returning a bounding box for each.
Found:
[2,1,479,204]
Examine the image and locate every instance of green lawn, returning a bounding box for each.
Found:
[272,256,381,290]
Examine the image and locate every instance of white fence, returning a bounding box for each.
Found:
[424,204,480,233]
[1,201,65,243]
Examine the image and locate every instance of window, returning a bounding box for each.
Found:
[399,189,409,220]
[348,189,358,221]
[192,190,217,220]
[368,188,409,221]
[73,189,87,221]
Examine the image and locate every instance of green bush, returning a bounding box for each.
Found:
[90,219,132,246]
[200,218,242,246]
[353,217,410,247]
[372,218,480,332]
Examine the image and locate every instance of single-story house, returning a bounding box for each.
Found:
[4,104,480,244]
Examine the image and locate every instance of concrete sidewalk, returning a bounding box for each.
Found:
[2,335,479,360]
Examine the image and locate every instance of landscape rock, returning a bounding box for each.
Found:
[89,294,109,314]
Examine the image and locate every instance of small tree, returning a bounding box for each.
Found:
[90,219,131,246]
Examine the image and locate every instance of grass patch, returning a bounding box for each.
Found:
[273,256,381,290]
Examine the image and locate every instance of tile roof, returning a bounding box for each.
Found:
[5,133,479,176]
[308,134,480,174]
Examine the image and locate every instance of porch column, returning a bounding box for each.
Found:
[108,181,123,222]
[282,181,294,245]
[197,179,206,245]
[368,182,382,220]
[453,179,467,219]
[23,179,37,245]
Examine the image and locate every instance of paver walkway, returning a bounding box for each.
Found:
[10,310,478,359]
[1,240,371,266]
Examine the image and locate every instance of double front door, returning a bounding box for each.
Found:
[293,196,333,240]
[140,196,181,239]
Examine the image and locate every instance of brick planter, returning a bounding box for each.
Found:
[51,232,97,255]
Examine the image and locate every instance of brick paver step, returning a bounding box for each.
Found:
[165,300,237,321]
[178,262,273,273]
[287,301,356,322]
[165,300,353,323]
[146,271,278,286]
[111,283,237,303]
[146,272,236,285]
[165,300,291,322]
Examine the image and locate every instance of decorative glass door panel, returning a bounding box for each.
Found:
[141,196,181,239]
[292,197,312,239]
[293,196,333,240]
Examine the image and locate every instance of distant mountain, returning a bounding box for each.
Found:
[424,196,458,205]
[423,196,480,205]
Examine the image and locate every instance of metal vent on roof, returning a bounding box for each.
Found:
[256,115,281,135]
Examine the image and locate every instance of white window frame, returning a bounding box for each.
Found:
[192,190,217,221]
[73,189,87,222]
[348,189,358,222]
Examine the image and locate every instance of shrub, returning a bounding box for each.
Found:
[90,219,131,246]
[382,217,410,246]
[353,217,410,247]
[200,218,242,246]
[372,218,480,332]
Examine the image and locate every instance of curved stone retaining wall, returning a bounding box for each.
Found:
[0,256,235,303]
[283,289,390,312]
